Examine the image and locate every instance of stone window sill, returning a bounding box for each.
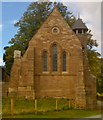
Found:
[62,72,68,74]
[42,72,49,74]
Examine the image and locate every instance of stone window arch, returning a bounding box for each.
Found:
[42,51,48,72]
[52,44,58,72]
[62,51,66,72]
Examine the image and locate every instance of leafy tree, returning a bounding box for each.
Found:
[3,2,76,75]
[96,58,103,94]
[86,33,102,93]
[87,34,101,76]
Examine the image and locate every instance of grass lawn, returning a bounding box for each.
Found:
[2,97,101,118]
[3,110,101,118]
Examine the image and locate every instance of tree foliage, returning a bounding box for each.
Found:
[87,34,101,76]
[86,33,102,93]
[96,58,103,94]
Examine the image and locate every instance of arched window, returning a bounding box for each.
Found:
[42,51,48,72]
[62,51,66,72]
[52,44,58,72]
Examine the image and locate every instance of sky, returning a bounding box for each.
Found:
[1,2,30,66]
[0,1,102,66]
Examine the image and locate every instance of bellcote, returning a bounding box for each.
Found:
[72,18,88,35]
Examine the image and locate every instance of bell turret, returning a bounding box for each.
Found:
[72,18,88,51]
[72,18,88,35]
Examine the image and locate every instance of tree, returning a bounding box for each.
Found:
[86,33,102,93]
[87,34,101,76]
[96,58,103,94]
[3,2,76,75]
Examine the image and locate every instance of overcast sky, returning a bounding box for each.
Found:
[0,1,102,66]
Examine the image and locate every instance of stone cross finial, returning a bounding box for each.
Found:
[14,50,21,59]
[78,12,80,19]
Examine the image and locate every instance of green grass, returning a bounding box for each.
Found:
[3,110,101,118]
[2,97,101,118]
[2,97,70,116]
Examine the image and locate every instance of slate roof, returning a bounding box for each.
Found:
[72,18,88,30]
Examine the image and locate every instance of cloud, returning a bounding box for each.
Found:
[0,24,2,32]
[75,2,101,53]
[7,19,18,25]
[1,0,102,2]
[0,57,5,66]
[63,2,101,54]
[11,19,18,24]
[3,19,18,25]
[0,23,2,39]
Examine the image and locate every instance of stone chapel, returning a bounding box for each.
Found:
[9,7,97,109]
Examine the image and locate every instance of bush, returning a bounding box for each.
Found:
[62,105,69,110]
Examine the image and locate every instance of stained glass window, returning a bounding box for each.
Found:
[52,44,58,72]
[62,51,66,71]
[43,51,48,72]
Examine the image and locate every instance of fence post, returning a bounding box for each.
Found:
[56,98,58,111]
[35,99,37,111]
[68,99,70,108]
[71,99,73,108]
[11,98,14,116]
[74,99,76,109]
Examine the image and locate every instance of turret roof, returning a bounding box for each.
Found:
[72,18,88,30]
